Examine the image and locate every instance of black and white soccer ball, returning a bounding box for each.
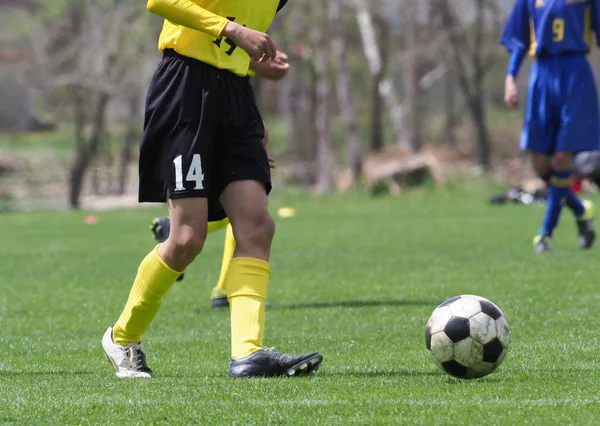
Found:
[425,295,510,379]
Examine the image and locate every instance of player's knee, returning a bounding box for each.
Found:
[167,227,206,264]
[235,211,275,250]
[530,154,551,177]
[551,152,573,171]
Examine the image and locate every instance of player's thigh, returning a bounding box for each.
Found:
[219,180,273,238]
[556,61,600,154]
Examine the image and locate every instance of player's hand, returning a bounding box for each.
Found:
[250,51,290,81]
[222,22,277,63]
[262,121,276,169]
[504,75,519,110]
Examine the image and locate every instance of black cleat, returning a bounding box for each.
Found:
[150,216,184,281]
[228,348,323,378]
[211,296,229,308]
[577,219,596,249]
[577,200,596,249]
[210,288,229,309]
[150,216,171,243]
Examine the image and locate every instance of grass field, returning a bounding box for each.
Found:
[2,187,600,425]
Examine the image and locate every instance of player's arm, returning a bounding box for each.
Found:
[500,0,530,78]
[499,0,530,109]
[146,0,278,61]
[250,51,290,81]
[146,0,228,38]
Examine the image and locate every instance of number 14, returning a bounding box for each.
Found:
[553,18,565,42]
[173,154,204,191]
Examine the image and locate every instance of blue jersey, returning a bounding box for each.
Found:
[501,0,600,155]
[501,0,600,59]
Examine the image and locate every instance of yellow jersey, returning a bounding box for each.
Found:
[147,0,287,77]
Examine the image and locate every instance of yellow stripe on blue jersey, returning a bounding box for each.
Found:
[156,0,281,77]
[529,18,539,56]
[584,5,592,48]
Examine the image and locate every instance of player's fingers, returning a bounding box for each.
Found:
[274,53,288,65]
[252,49,264,63]
[265,37,277,60]
[259,40,274,62]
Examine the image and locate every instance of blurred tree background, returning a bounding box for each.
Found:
[1,0,600,211]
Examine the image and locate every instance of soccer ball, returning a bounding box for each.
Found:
[425,295,510,379]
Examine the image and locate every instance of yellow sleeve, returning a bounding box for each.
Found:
[147,0,229,39]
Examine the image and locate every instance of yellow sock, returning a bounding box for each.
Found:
[207,218,229,234]
[211,223,236,300]
[226,257,270,358]
[112,245,182,345]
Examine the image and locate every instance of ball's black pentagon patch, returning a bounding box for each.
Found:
[444,316,470,343]
[441,360,468,378]
[480,300,503,320]
[483,338,504,363]
[438,296,462,308]
[426,326,432,351]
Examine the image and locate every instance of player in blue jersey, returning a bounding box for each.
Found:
[501,0,600,252]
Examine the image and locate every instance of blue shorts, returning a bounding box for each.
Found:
[521,55,600,155]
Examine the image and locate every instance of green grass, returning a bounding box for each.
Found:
[2,189,600,425]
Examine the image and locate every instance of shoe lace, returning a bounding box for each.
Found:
[260,347,298,365]
[124,343,148,371]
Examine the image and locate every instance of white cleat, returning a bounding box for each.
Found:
[102,326,153,378]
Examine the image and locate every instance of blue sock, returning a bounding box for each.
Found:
[564,188,585,218]
[539,170,572,237]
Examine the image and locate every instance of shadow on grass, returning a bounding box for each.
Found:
[326,369,440,378]
[273,299,435,310]
[0,370,95,377]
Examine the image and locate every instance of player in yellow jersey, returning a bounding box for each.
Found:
[149,50,289,309]
[102,0,323,378]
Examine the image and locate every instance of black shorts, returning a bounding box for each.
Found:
[138,49,271,222]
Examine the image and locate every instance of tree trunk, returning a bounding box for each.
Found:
[436,0,493,170]
[311,2,335,193]
[355,0,406,150]
[443,51,457,146]
[470,86,491,170]
[402,1,423,152]
[313,57,335,193]
[118,86,141,195]
[371,72,385,152]
[330,0,362,182]
[69,91,110,208]
[471,0,491,170]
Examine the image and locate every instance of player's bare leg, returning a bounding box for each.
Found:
[103,198,208,377]
[150,216,184,281]
[220,180,322,378]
